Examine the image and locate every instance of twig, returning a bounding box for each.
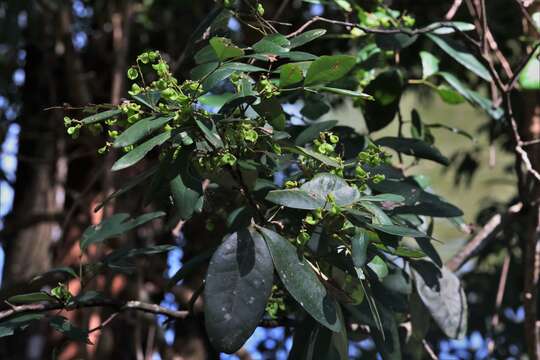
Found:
[0,298,189,322]
[445,0,464,20]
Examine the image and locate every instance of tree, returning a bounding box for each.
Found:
[0,0,538,359]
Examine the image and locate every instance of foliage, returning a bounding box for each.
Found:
[1,0,538,358]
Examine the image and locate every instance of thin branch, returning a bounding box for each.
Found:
[0,298,189,322]
[445,0,464,20]
[508,42,540,91]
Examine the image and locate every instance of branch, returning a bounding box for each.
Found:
[446,203,522,272]
[445,0,464,20]
[286,16,480,47]
[0,298,189,322]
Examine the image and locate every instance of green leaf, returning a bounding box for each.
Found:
[414,266,468,339]
[265,189,325,210]
[0,313,45,338]
[518,47,540,89]
[438,71,503,120]
[104,245,176,265]
[167,248,216,288]
[280,63,304,88]
[253,34,290,54]
[289,29,327,48]
[222,62,268,73]
[8,292,55,304]
[427,21,476,35]
[191,61,219,80]
[203,67,237,91]
[362,69,403,132]
[49,316,90,343]
[334,0,352,12]
[369,224,427,238]
[170,174,203,221]
[428,123,474,142]
[295,120,338,146]
[113,116,172,148]
[81,109,122,125]
[288,307,348,360]
[420,51,439,79]
[359,201,393,225]
[316,86,373,100]
[195,119,224,148]
[112,131,171,171]
[210,37,244,61]
[131,91,160,110]
[291,146,340,168]
[95,166,158,211]
[258,227,341,332]
[31,267,78,282]
[376,137,449,165]
[375,33,418,51]
[304,55,356,86]
[204,229,273,353]
[80,212,165,251]
[437,85,466,104]
[253,98,286,130]
[367,255,389,281]
[194,45,219,64]
[351,229,370,268]
[357,194,405,202]
[427,34,491,81]
[301,173,360,207]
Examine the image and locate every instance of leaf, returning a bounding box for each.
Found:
[32,267,78,282]
[518,47,540,89]
[301,173,360,207]
[131,91,160,110]
[258,227,341,332]
[415,237,442,267]
[191,61,219,80]
[195,45,219,64]
[167,247,217,288]
[357,194,405,202]
[375,33,418,51]
[437,85,465,104]
[362,69,403,132]
[351,229,369,268]
[170,173,203,221]
[204,229,273,353]
[49,316,90,343]
[376,137,449,165]
[359,201,393,225]
[113,116,172,148]
[111,131,171,171]
[304,55,356,86]
[414,266,468,339]
[222,62,268,73]
[253,34,290,54]
[95,166,158,211]
[428,123,474,142]
[265,189,325,210]
[280,63,304,88]
[316,86,373,100]
[289,29,327,48]
[438,71,503,120]
[288,307,348,360]
[420,51,439,79]
[295,120,338,146]
[80,212,165,251]
[368,224,426,238]
[427,34,491,81]
[195,119,224,148]
[253,98,286,130]
[104,245,176,264]
[8,292,55,304]
[367,256,389,281]
[427,21,476,34]
[0,313,45,338]
[81,109,122,124]
[203,67,237,91]
[291,146,341,168]
[209,37,244,61]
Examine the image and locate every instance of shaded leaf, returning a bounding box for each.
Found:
[280,63,304,88]
[210,37,244,61]
[376,137,449,165]
[362,69,403,132]
[195,119,224,148]
[0,313,45,338]
[414,266,468,339]
[49,316,90,343]
[80,212,165,251]
[427,34,491,81]
[253,34,290,54]
[8,292,55,304]
[258,227,341,332]
[351,229,370,268]
[204,229,273,353]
